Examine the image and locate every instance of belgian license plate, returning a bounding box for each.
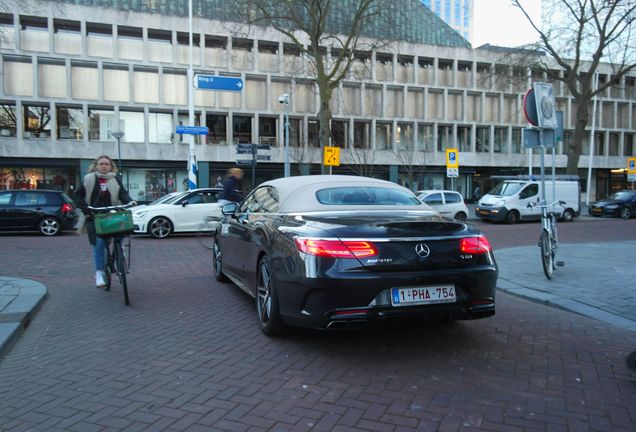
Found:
[391,285,456,306]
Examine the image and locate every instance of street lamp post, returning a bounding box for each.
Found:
[112,131,124,177]
[279,93,290,177]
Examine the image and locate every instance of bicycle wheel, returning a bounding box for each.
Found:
[114,240,130,305]
[540,229,554,280]
[196,218,217,250]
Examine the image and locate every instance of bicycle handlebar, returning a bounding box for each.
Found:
[87,202,136,213]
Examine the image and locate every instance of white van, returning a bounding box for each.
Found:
[475,179,580,223]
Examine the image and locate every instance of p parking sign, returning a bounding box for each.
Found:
[628,157,636,175]
[446,149,458,168]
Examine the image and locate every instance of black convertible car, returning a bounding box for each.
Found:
[213,175,498,335]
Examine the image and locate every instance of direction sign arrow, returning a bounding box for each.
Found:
[195,74,244,92]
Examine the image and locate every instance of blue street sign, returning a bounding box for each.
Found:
[195,74,244,92]
[176,125,209,135]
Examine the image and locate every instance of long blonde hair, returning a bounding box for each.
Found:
[88,155,118,174]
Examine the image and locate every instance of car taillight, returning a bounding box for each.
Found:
[61,203,72,214]
[460,236,492,254]
[294,238,377,259]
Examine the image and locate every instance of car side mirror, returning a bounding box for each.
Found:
[222,202,238,216]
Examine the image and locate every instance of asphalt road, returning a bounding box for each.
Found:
[0,217,635,431]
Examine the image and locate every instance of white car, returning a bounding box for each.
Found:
[416,190,469,221]
[132,188,224,238]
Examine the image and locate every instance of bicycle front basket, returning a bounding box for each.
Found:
[94,210,134,235]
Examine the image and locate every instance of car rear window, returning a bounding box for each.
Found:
[15,191,49,206]
[444,192,461,203]
[315,187,421,206]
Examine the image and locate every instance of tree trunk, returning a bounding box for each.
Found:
[567,102,590,175]
[318,88,333,174]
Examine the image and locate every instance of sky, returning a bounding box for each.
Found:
[472,0,542,47]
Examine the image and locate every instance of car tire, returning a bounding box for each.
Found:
[619,207,631,219]
[454,211,467,221]
[148,216,173,239]
[256,257,287,336]
[561,209,575,222]
[505,210,519,224]
[38,216,61,236]
[212,237,229,282]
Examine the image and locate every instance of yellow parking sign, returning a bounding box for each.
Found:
[324,146,340,166]
[446,148,459,168]
[628,157,636,174]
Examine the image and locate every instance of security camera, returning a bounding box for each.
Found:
[278,94,289,104]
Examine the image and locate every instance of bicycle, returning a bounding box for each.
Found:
[88,202,135,305]
[530,200,565,279]
[196,215,221,250]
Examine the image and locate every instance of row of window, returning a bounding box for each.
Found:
[4,14,636,99]
[2,102,634,157]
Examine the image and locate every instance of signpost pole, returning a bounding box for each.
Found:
[251,144,256,190]
[187,0,197,190]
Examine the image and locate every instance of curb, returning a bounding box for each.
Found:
[0,277,48,359]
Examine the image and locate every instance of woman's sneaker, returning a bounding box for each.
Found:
[95,271,106,288]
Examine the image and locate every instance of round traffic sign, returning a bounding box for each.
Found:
[523,88,538,126]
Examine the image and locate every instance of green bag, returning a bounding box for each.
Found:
[94,210,134,235]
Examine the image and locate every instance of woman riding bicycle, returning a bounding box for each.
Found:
[75,155,135,288]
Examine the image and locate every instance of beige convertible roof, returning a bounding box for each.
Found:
[258,175,433,213]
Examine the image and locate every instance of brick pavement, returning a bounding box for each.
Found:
[0,229,635,431]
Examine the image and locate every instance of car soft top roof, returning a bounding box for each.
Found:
[259,175,430,213]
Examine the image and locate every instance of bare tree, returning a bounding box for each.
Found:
[289,144,320,174]
[343,147,376,177]
[508,0,636,174]
[238,0,384,173]
[394,146,427,191]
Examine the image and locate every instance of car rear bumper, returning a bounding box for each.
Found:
[474,206,507,221]
[276,266,498,330]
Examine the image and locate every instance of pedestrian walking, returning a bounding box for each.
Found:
[74,155,135,288]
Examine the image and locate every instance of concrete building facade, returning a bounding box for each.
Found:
[1,0,634,202]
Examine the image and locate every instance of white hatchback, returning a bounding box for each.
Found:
[416,190,469,221]
[132,188,224,238]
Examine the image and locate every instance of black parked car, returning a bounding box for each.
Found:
[0,189,78,235]
[590,190,636,219]
[213,175,498,335]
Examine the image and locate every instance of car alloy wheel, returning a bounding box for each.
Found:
[454,211,467,221]
[256,258,286,336]
[149,217,173,239]
[212,238,229,282]
[39,217,61,236]
[619,207,631,219]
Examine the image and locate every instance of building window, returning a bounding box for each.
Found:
[608,133,619,156]
[259,117,278,146]
[625,134,634,156]
[512,128,523,153]
[308,120,320,148]
[457,126,470,152]
[57,106,83,139]
[177,112,201,144]
[332,120,348,148]
[89,108,115,141]
[494,127,507,153]
[0,104,17,137]
[417,123,433,152]
[233,115,252,144]
[396,123,413,151]
[119,110,144,143]
[353,121,370,149]
[476,126,490,152]
[23,104,51,138]
[206,114,226,144]
[149,111,172,144]
[375,122,392,150]
[437,125,452,152]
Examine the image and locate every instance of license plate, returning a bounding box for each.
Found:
[477,209,488,215]
[391,285,456,306]
[592,208,602,213]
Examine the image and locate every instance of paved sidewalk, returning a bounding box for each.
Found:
[0,277,47,357]
[495,240,636,332]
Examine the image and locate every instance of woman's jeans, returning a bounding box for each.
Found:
[93,236,106,272]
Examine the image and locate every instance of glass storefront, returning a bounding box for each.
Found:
[0,166,78,192]
[122,168,188,202]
